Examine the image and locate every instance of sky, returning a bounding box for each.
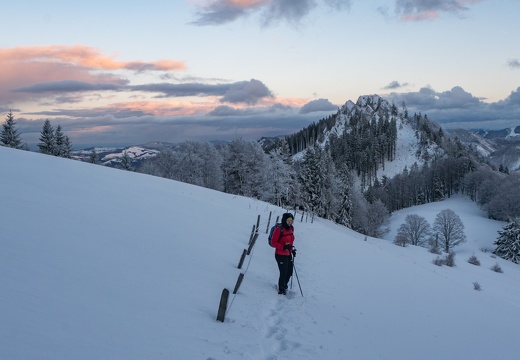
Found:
[2,144,520,359]
[2,0,520,148]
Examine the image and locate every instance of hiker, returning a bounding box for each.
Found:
[273,212,296,295]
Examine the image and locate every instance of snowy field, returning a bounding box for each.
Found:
[1,146,519,360]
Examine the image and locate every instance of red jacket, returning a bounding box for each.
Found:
[272,225,295,255]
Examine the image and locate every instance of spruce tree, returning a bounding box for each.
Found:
[1,111,27,149]
[298,147,321,213]
[54,125,66,156]
[62,136,73,158]
[38,120,56,155]
[493,218,520,264]
[51,124,73,158]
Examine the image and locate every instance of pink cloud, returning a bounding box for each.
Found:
[0,45,185,71]
[0,45,186,107]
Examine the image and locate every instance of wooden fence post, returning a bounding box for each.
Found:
[249,225,255,244]
[216,288,229,322]
[237,249,247,269]
[247,233,258,255]
[233,273,245,294]
[266,211,272,234]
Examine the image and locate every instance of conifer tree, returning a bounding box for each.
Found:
[38,120,55,155]
[493,218,520,264]
[54,125,73,158]
[1,111,28,150]
[298,147,321,213]
[54,125,66,156]
[62,136,73,158]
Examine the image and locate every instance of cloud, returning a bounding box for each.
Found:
[385,85,520,130]
[299,98,338,114]
[132,79,273,104]
[508,59,520,69]
[382,81,410,90]
[208,102,296,116]
[0,45,186,106]
[220,79,274,104]
[190,0,352,26]
[0,45,185,72]
[492,87,520,107]
[387,85,481,109]
[190,0,267,25]
[14,80,126,93]
[393,0,481,21]
[13,101,319,147]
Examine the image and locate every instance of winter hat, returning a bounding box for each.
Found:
[282,212,294,226]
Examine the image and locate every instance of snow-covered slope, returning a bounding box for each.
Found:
[1,146,519,360]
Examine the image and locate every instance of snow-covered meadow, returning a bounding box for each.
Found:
[1,146,519,360]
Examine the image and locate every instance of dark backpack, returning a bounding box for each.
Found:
[268,223,284,247]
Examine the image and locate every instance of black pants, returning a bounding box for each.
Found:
[275,254,294,291]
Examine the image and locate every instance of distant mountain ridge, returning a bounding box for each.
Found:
[475,125,520,140]
[448,126,520,172]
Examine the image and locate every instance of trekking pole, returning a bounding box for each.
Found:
[291,254,303,297]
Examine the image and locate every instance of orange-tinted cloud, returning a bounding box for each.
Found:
[0,45,185,71]
[0,45,186,107]
[107,99,213,117]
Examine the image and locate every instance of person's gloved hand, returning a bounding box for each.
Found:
[283,243,292,251]
[292,248,297,257]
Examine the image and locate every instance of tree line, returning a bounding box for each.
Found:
[1,112,73,158]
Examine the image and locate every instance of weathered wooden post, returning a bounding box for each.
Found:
[266,211,272,233]
[216,288,229,322]
[249,224,255,244]
[237,249,247,269]
[233,273,245,294]
[247,233,258,255]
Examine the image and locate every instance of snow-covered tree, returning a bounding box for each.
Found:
[54,125,73,158]
[433,209,466,253]
[350,188,389,237]
[333,167,353,228]
[395,214,431,247]
[199,142,223,191]
[298,147,322,213]
[120,151,133,171]
[266,149,293,206]
[221,139,269,199]
[493,218,520,264]
[1,111,28,150]
[89,149,99,164]
[38,120,56,155]
[141,149,177,179]
[366,199,390,237]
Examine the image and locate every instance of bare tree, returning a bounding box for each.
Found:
[395,214,431,247]
[433,209,466,253]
